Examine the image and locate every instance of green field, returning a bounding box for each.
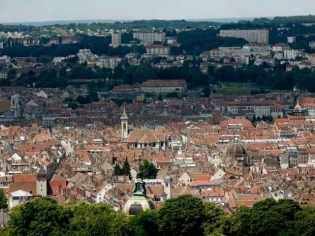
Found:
[215,82,256,95]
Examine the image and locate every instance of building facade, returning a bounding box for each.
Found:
[111,31,121,47]
[220,29,269,44]
[146,45,170,55]
[140,80,187,93]
[133,32,166,44]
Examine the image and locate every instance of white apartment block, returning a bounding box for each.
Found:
[272,43,291,52]
[96,57,120,69]
[133,32,166,44]
[284,49,299,60]
[111,31,121,47]
[243,43,271,52]
[220,29,269,44]
[216,45,270,60]
[146,45,170,55]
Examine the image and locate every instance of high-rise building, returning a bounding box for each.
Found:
[133,32,166,44]
[111,31,121,47]
[219,29,269,44]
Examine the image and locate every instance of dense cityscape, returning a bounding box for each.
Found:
[2,5,315,235]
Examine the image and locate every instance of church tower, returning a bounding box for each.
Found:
[121,105,129,140]
[163,175,172,200]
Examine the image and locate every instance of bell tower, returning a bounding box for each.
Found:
[121,105,129,140]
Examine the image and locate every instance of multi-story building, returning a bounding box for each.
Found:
[133,32,166,44]
[209,49,223,59]
[77,49,94,63]
[214,101,283,118]
[146,45,170,55]
[0,71,8,80]
[61,36,80,44]
[111,31,121,47]
[219,29,269,44]
[242,43,271,56]
[283,49,299,60]
[140,80,187,93]
[96,57,120,69]
[272,43,291,52]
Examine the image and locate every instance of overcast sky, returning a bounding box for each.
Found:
[0,0,315,23]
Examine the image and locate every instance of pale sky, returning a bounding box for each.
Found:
[0,0,315,23]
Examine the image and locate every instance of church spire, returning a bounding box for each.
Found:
[121,103,128,119]
[121,103,129,140]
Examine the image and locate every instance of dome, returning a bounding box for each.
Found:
[294,104,302,112]
[123,179,155,216]
[226,143,246,157]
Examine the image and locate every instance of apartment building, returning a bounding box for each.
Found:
[214,101,283,118]
[96,57,120,69]
[272,43,291,52]
[133,32,166,44]
[140,80,187,93]
[220,29,269,44]
[146,45,170,55]
[243,43,271,52]
[283,49,299,60]
[111,31,121,48]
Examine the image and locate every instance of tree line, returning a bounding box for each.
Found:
[5,61,315,92]
[2,35,146,58]
[1,196,315,236]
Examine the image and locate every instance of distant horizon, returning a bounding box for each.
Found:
[1,0,315,25]
[0,14,307,26]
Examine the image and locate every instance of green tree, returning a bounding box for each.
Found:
[66,202,128,236]
[114,163,122,176]
[202,203,226,235]
[113,66,124,79]
[88,92,99,102]
[202,87,211,97]
[68,103,79,110]
[39,56,52,65]
[123,65,157,84]
[76,95,91,104]
[0,189,7,209]
[222,206,252,236]
[7,69,17,81]
[158,195,205,236]
[223,198,302,236]
[6,197,72,236]
[123,159,132,180]
[158,93,163,101]
[294,206,315,236]
[129,210,159,236]
[138,160,158,179]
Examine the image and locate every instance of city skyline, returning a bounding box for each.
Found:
[0,0,315,23]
